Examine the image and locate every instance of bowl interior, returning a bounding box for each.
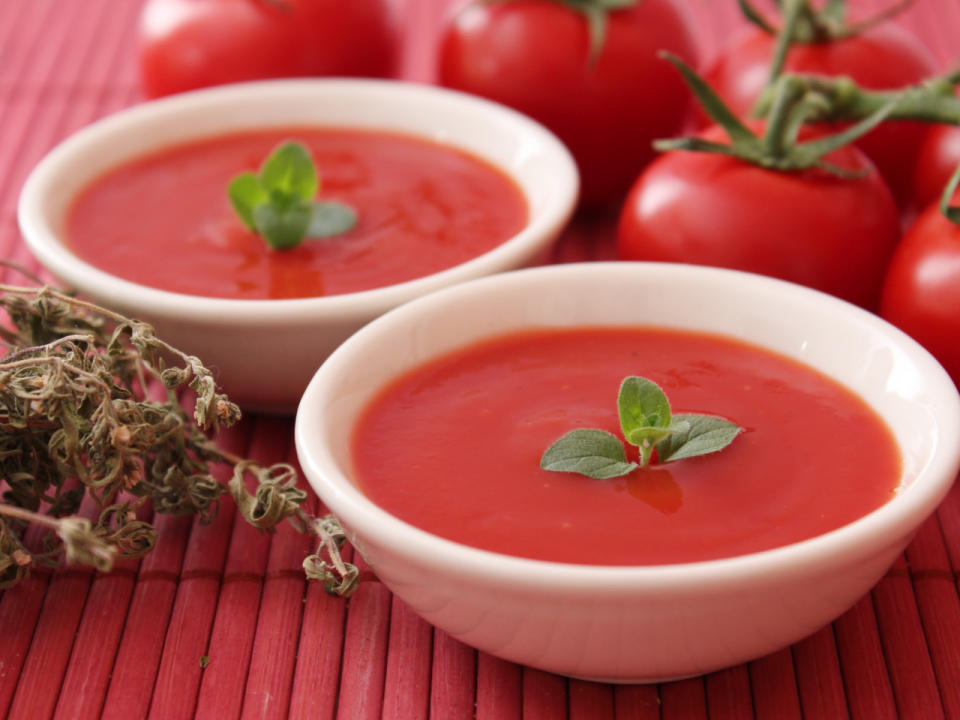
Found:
[297,262,960,572]
[24,79,573,255]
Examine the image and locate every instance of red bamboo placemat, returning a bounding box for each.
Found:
[1,1,959,718]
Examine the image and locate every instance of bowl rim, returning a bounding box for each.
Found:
[295,262,960,592]
[17,78,578,324]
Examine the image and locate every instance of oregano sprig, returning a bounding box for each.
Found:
[228,140,357,250]
[0,272,359,596]
[540,376,742,480]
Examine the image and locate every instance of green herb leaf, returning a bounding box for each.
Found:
[626,417,691,450]
[227,172,267,231]
[618,376,671,434]
[617,375,679,465]
[654,413,743,463]
[540,428,637,480]
[227,140,357,251]
[308,201,358,238]
[260,141,318,201]
[540,375,742,480]
[625,425,677,447]
[253,202,311,251]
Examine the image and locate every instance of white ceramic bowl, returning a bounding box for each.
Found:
[18,79,578,412]
[295,262,960,683]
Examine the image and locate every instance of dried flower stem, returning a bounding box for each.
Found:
[0,503,115,572]
[0,274,356,595]
[301,511,360,597]
[212,445,360,596]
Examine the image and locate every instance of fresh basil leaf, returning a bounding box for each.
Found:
[540,429,636,480]
[253,202,311,251]
[654,413,743,463]
[227,172,267,231]
[260,141,318,202]
[307,201,357,238]
[618,376,672,438]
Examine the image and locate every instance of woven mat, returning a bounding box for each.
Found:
[1,1,959,718]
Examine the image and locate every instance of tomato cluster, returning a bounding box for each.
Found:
[135,0,960,386]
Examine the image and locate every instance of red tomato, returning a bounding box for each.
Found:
[437,0,697,209]
[703,23,938,206]
[617,127,900,309]
[880,199,960,387]
[909,123,960,220]
[137,0,398,98]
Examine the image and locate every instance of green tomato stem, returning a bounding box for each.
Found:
[750,0,914,117]
[766,0,807,87]
[740,0,912,42]
[842,0,913,37]
[736,0,776,34]
[762,74,808,157]
[656,53,900,175]
[940,160,960,225]
[756,71,960,126]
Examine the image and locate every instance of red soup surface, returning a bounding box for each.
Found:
[351,327,902,565]
[66,128,528,299]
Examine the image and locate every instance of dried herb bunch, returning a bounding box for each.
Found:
[0,277,357,595]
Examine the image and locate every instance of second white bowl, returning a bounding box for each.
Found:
[295,262,960,682]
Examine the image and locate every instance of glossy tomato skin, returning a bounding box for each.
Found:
[909,123,960,219]
[617,131,900,309]
[437,0,697,209]
[880,201,960,387]
[138,0,398,98]
[703,24,938,206]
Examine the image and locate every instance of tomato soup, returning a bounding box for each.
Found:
[350,327,902,565]
[66,129,528,299]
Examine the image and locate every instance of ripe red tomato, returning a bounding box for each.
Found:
[137,0,399,98]
[617,127,900,309]
[880,198,960,387]
[703,23,938,206]
[437,0,697,209]
[909,124,960,220]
